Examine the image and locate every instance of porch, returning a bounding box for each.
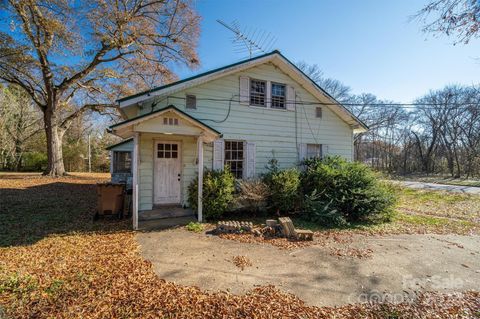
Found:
[109,105,221,229]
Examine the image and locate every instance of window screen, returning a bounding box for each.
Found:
[224,140,244,179]
[113,151,132,173]
[306,144,322,159]
[316,107,322,118]
[186,95,196,109]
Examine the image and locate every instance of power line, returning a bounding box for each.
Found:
[166,95,480,110]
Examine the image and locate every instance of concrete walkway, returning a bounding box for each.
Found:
[137,229,480,307]
[395,180,480,194]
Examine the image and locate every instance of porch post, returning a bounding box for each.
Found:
[197,135,204,222]
[132,132,139,230]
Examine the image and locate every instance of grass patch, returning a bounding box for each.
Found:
[293,185,479,235]
[185,221,204,233]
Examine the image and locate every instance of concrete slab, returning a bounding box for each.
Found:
[136,230,480,307]
[395,181,480,194]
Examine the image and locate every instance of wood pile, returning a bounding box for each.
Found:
[216,221,253,233]
[216,218,314,241]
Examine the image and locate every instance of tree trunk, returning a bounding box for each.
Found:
[43,105,66,176]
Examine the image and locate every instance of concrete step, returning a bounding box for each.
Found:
[139,206,194,221]
[138,216,197,231]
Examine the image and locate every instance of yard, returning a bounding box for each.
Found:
[0,173,479,318]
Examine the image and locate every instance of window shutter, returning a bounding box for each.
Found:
[243,141,256,179]
[298,143,307,162]
[239,76,250,105]
[286,85,295,111]
[213,139,224,170]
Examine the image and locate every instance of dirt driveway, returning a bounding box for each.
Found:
[137,229,480,307]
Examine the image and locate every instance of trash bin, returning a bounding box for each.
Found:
[95,183,125,219]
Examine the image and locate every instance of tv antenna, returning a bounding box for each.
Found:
[217,19,276,58]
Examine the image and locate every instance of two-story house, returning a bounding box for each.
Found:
[107,50,367,229]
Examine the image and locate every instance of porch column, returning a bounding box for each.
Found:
[197,135,204,222]
[132,132,139,230]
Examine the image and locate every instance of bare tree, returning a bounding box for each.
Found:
[296,61,351,102]
[0,0,200,176]
[414,0,480,44]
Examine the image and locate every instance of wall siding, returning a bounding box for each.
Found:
[135,62,354,210]
[137,133,212,211]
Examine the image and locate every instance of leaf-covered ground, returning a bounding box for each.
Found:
[0,173,479,318]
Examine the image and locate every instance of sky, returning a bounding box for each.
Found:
[174,0,480,103]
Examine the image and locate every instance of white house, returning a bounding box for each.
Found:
[108,50,367,229]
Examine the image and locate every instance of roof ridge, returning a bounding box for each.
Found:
[117,50,281,103]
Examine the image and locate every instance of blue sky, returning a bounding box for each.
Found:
[175,0,479,102]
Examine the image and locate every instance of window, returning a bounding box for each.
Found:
[306,144,322,159]
[316,107,322,118]
[157,143,178,159]
[224,140,244,179]
[186,94,196,109]
[113,151,131,173]
[163,117,179,125]
[250,79,266,106]
[271,83,286,109]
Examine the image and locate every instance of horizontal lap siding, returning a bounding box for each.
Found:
[138,133,212,211]
[156,63,351,173]
[135,62,353,203]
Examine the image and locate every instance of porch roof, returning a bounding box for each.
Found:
[109,105,222,142]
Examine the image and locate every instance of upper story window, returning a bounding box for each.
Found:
[113,151,132,173]
[250,79,266,107]
[271,83,286,109]
[186,94,196,109]
[316,107,322,118]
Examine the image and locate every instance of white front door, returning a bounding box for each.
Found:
[154,141,181,205]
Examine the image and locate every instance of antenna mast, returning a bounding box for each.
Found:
[217,19,276,58]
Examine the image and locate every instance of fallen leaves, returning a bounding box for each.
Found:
[1,174,480,318]
[218,231,375,259]
[231,255,253,270]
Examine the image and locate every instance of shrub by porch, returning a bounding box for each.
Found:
[187,156,396,227]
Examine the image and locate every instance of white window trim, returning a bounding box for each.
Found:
[247,79,293,112]
[249,78,267,107]
[270,82,287,110]
[224,140,245,179]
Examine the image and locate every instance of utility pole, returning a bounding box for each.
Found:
[88,133,91,173]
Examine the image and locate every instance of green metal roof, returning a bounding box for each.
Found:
[117,50,281,103]
[105,138,133,150]
[109,105,222,136]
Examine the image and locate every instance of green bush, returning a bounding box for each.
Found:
[22,152,47,171]
[301,156,396,225]
[187,168,235,219]
[303,190,348,227]
[185,222,204,233]
[262,159,300,213]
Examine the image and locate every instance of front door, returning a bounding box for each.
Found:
[154,141,181,205]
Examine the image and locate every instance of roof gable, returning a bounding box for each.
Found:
[117,51,368,133]
[109,105,222,141]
